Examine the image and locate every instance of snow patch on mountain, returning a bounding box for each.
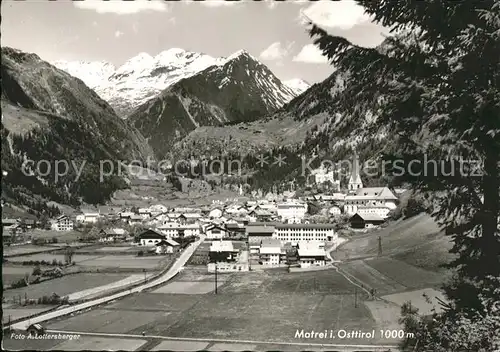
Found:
[52,60,115,89]
[54,48,299,117]
[284,79,311,96]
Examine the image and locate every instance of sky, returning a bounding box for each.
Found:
[1,0,389,84]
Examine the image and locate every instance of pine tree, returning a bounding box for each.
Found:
[305,1,500,350]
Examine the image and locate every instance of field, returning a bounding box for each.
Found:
[2,265,52,286]
[52,337,148,351]
[76,255,167,270]
[7,253,100,264]
[333,213,454,270]
[4,214,455,349]
[2,305,54,324]
[2,334,147,351]
[6,253,168,270]
[3,273,134,302]
[28,229,83,243]
[330,213,453,318]
[95,246,134,252]
[66,273,155,301]
[381,288,447,315]
[44,267,400,346]
[3,245,57,257]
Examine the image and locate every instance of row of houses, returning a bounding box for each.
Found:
[209,238,327,269]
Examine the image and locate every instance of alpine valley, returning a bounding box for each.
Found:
[2,46,315,215]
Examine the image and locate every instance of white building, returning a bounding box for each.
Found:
[205,224,227,240]
[314,164,340,191]
[273,223,337,245]
[51,215,74,232]
[277,200,307,221]
[128,214,144,226]
[158,223,201,238]
[98,228,127,242]
[209,208,223,219]
[259,238,282,266]
[149,204,168,214]
[328,206,342,216]
[138,208,152,219]
[344,187,398,218]
[179,213,203,224]
[137,229,165,246]
[119,211,134,222]
[296,241,326,268]
[75,211,100,224]
[209,240,234,253]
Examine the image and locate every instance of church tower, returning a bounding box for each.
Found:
[348,151,363,192]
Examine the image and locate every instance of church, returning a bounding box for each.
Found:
[344,152,398,218]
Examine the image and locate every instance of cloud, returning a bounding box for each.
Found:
[292,44,329,64]
[302,1,371,30]
[115,30,124,38]
[200,0,241,7]
[74,0,169,15]
[259,41,294,61]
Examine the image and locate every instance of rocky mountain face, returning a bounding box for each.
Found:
[54,48,227,116]
[170,61,392,191]
[1,47,154,214]
[128,50,299,158]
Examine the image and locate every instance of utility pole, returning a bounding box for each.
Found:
[354,288,358,308]
[214,262,218,294]
[378,236,382,256]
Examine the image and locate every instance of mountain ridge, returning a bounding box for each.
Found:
[53,48,301,117]
[1,47,154,214]
[127,50,299,158]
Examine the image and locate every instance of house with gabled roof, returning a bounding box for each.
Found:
[50,215,74,232]
[349,213,385,229]
[155,238,180,254]
[296,241,326,268]
[137,229,166,246]
[205,224,227,240]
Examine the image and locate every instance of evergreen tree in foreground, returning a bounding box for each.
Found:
[305,1,499,350]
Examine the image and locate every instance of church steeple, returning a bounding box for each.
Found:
[348,151,363,192]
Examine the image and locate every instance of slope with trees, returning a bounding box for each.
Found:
[306,1,499,350]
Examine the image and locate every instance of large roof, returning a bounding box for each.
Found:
[345,187,397,201]
[297,241,326,257]
[275,223,336,230]
[138,229,165,239]
[210,240,235,252]
[246,225,275,235]
[260,238,281,248]
[351,213,385,222]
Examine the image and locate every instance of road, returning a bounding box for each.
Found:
[43,330,400,351]
[9,235,206,331]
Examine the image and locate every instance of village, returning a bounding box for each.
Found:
[2,154,404,274]
[2,160,450,352]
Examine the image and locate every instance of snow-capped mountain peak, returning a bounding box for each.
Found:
[284,78,311,95]
[52,60,115,88]
[54,48,299,116]
[226,49,259,63]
